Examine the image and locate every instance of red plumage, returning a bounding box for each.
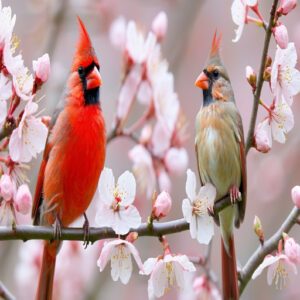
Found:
[32,17,106,300]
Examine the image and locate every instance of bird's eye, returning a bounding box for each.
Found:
[212,69,219,79]
[78,66,85,77]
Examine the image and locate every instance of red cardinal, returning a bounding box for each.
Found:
[32,17,106,300]
[194,33,246,300]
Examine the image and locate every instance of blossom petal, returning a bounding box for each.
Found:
[151,260,168,298]
[196,215,214,245]
[95,204,114,228]
[198,183,216,207]
[185,169,196,200]
[117,170,136,206]
[97,240,117,271]
[98,168,115,205]
[252,255,281,280]
[141,257,158,275]
[182,198,193,223]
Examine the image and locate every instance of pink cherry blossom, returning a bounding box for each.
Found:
[252,253,298,289]
[151,11,168,41]
[0,73,12,100]
[97,239,143,284]
[141,254,196,298]
[273,24,289,49]
[12,64,34,101]
[109,16,127,50]
[158,168,171,193]
[152,191,172,219]
[231,0,258,42]
[15,184,32,215]
[277,0,297,15]
[136,80,152,106]
[33,53,50,83]
[291,186,300,208]
[151,121,171,157]
[271,43,300,105]
[284,237,300,264]
[258,99,294,145]
[193,275,221,300]
[116,65,142,121]
[182,169,216,244]
[95,168,141,235]
[0,4,16,48]
[129,145,156,199]
[164,147,188,176]
[9,99,48,163]
[254,121,272,153]
[0,174,15,201]
[126,21,156,64]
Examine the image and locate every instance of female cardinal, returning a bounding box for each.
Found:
[32,17,106,300]
[194,33,246,300]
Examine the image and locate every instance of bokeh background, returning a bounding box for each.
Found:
[1,0,300,299]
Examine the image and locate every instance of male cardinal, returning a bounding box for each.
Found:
[32,17,106,300]
[194,33,246,300]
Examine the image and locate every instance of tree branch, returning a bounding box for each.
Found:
[245,0,279,154]
[239,206,300,295]
[0,281,16,300]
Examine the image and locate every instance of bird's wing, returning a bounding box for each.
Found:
[31,138,53,224]
[235,114,247,227]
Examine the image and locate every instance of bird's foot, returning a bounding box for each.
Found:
[229,185,241,205]
[54,215,62,240]
[83,213,90,249]
[207,206,215,218]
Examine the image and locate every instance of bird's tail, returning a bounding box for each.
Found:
[35,241,58,300]
[221,235,239,300]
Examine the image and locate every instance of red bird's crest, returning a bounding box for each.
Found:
[71,17,99,72]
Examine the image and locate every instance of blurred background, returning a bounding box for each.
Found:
[1,0,300,299]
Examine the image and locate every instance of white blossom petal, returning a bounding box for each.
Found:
[185,169,196,200]
[117,170,136,206]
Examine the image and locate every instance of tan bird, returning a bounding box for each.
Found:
[194,33,246,300]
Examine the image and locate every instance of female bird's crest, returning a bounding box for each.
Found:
[71,17,99,72]
[208,31,222,66]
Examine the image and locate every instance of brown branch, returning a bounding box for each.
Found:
[0,281,15,300]
[239,206,300,295]
[245,0,279,153]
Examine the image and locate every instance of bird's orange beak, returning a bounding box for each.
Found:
[195,72,209,90]
[87,66,102,90]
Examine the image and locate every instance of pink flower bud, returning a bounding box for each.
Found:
[291,186,300,208]
[164,148,188,176]
[278,0,297,15]
[0,174,15,201]
[246,65,257,89]
[273,24,289,49]
[152,191,172,219]
[15,184,32,215]
[33,53,50,83]
[254,122,271,153]
[284,237,300,264]
[151,11,168,40]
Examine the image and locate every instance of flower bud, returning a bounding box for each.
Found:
[265,56,272,68]
[246,66,257,89]
[33,53,50,83]
[164,148,188,176]
[273,24,289,49]
[253,215,264,244]
[277,0,297,16]
[254,122,271,153]
[0,174,15,201]
[263,66,271,82]
[15,184,32,215]
[151,11,168,41]
[152,191,172,220]
[284,236,300,264]
[291,186,300,208]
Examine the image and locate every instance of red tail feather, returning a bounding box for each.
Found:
[221,235,239,300]
[36,242,58,300]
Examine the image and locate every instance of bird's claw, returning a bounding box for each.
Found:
[229,185,241,205]
[83,213,90,249]
[54,216,62,240]
[207,206,215,218]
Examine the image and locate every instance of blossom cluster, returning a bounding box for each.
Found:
[232,0,300,152]
[0,1,50,224]
[110,12,188,198]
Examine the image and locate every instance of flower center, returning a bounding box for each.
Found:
[273,260,288,290]
[165,261,175,291]
[193,197,208,216]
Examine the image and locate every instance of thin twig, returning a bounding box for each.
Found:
[245,0,279,153]
[0,281,16,300]
[239,206,300,295]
